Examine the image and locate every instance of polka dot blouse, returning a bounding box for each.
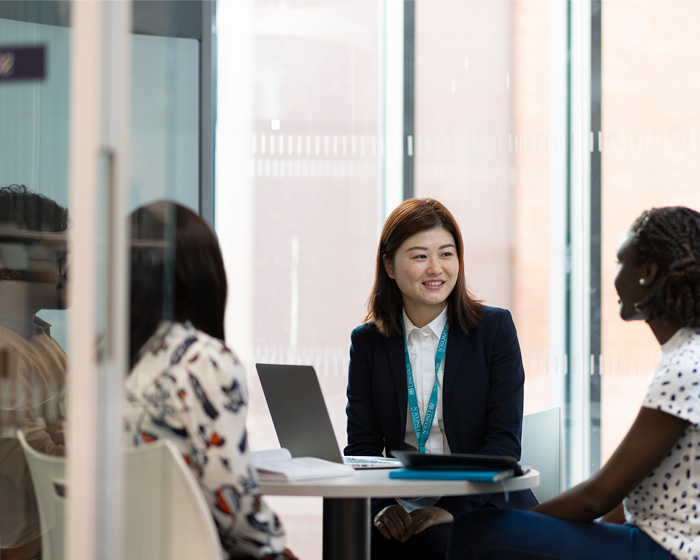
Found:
[625,328,700,560]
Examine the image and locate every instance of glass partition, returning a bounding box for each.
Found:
[122,4,209,559]
[0,1,208,557]
[0,5,70,556]
[123,32,203,560]
[129,34,200,211]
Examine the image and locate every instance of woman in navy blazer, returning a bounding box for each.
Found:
[345,198,537,559]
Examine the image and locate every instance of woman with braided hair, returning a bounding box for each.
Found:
[447,206,700,560]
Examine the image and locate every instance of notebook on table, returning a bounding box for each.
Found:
[388,468,514,482]
[255,363,402,470]
[390,450,526,481]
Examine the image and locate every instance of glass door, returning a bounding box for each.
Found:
[0,3,72,557]
[0,1,212,558]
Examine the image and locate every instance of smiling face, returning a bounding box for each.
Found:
[614,230,648,321]
[384,226,459,327]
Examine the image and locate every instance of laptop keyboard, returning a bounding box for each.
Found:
[343,456,402,469]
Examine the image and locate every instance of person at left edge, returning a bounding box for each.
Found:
[344,198,537,560]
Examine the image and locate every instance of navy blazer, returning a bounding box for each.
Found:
[344,306,538,517]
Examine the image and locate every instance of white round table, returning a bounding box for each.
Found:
[260,468,540,560]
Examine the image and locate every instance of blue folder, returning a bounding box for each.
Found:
[388,468,514,482]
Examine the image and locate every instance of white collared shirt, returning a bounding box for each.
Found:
[402,306,452,455]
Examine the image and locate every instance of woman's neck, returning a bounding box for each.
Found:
[648,318,682,346]
[404,303,446,329]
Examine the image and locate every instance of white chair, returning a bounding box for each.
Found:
[124,439,224,559]
[521,407,564,503]
[19,432,224,560]
[17,430,65,560]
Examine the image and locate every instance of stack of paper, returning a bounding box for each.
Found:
[252,448,355,482]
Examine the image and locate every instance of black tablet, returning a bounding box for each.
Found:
[391,450,524,476]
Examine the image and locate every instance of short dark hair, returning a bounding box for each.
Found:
[630,206,700,328]
[365,198,484,337]
[129,201,227,367]
[0,184,68,232]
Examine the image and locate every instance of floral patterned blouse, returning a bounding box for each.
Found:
[124,322,286,558]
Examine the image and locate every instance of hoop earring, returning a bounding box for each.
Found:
[634,302,642,313]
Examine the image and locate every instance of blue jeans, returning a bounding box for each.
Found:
[447,509,675,560]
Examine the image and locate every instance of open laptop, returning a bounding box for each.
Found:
[255,363,401,469]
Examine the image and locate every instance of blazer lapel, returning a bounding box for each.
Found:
[387,331,408,428]
[443,326,467,401]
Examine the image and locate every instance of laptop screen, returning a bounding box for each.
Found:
[256,363,345,464]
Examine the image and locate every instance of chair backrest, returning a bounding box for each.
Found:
[19,432,224,560]
[124,439,224,560]
[17,430,65,560]
[521,407,563,503]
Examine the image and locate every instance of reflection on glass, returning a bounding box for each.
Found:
[0,184,68,558]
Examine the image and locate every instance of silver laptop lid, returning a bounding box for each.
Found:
[255,363,344,464]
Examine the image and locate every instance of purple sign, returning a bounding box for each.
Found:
[0,45,46,82]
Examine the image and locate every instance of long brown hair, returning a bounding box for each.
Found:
[365,198,484,337]
[129,201,227,367]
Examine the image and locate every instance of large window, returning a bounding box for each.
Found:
[217,1,562,556]
[410,0,554,414]
[10,0,697,558]
[217,1,385,549]
[599,0,700,463]
[217,1,700,558]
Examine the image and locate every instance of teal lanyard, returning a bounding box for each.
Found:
[401,316,449,454]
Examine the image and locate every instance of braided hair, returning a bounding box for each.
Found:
[630,206,700,327]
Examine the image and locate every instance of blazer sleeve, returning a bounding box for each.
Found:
[437,309,536,516]
[344,324,386,457]
[473,308,526,459]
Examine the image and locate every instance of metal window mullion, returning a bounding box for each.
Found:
[382,0,404,222]
[403,0,415,201]
[567,0,593,487]
[549,0,569,421]
[200,0,216,225]
[589,0,603,477]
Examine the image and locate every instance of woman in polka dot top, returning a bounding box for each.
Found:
[447,206,700,560]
